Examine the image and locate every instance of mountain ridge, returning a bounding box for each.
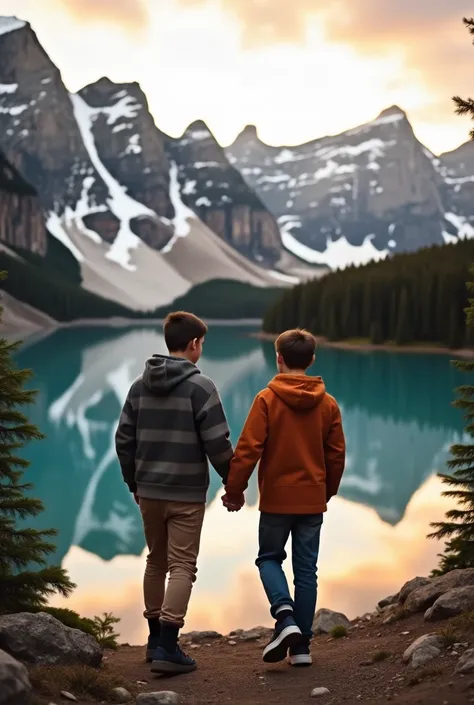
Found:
[226,104,474,267]
[0,16,302,317]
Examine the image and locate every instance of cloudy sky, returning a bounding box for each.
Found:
[0,0,472,153]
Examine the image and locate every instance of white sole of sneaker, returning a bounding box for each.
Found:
[150,659,197,674]
[263,625,303,663]
[289,653,312,667]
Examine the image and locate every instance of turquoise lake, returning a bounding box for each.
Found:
[15,325,465,644]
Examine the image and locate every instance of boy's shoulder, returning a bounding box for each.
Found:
[191,372,217,395]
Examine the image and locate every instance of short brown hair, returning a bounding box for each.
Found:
[276,328,316,370]
[164,311,208,352]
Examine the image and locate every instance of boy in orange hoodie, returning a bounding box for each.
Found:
[223,329,346,666]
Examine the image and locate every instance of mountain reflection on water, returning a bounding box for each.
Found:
[16,326,463,572]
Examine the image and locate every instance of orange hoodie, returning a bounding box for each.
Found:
[225,374,346,514]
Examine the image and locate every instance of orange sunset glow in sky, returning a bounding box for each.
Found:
[0,1,472,159]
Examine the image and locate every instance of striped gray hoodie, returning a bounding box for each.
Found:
[115,355,233,503]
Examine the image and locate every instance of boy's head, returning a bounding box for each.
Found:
[275,328,316,373]
[164,311,208,364]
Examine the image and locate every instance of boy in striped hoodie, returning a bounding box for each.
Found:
[115,312,233,674]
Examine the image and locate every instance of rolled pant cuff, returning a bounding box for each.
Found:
[270,601,295,618]
[159,618,184,629]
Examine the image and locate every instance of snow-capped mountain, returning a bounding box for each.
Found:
[226,107,474,268]
[0,16,297,313]
[166,120,282,266]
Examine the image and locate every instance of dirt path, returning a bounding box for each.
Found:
[98,613,472,705]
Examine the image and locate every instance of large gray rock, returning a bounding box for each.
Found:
[0,649,31,705]
[455,648,474,674]
[424,586,474,621]
[398,577,431,604]
[313,609,350,635]
[0,612,102,667]
[183,631,222,644]
[377,593,399,611]
[402,634,444,669]
[136,693,180,705]
[405,569,474,613]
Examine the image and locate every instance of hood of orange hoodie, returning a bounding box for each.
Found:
[268,374,326,410]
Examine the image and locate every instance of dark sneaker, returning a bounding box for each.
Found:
[288,640,312,667]
[262,615,303,663]
[151,645,197,674]
[146,636,160,663]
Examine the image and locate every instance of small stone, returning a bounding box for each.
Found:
[0,649,31,705]
[310,687,330,698]
[136,693,180,705]
[313,608,350,635]
[111,687,132,703]
[136,681,148,686]
[377,594,399,611]
[403,634,444,669]
[190,644,200,650]
[183,630,222,643]
[239,627,271,642]
[60,693,77,702]
[228,640,237,646]
[456,648,474,674]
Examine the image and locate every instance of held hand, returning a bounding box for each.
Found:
[222,492,245,512]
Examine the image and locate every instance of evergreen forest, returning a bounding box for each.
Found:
[263,239,474,348]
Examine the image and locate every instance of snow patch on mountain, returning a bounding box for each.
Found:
[161,161,197,254]
[0,16,25,36]
[444,212,474,240]
[280,217,388,269]
[70,92,159,270]
[0,103,27,116]
[0,83,18,94]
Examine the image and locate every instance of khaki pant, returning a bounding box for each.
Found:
[140,498,205,628]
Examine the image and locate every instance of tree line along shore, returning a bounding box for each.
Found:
[263,239,474,351]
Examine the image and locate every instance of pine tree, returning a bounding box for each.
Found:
[428,19,474,574]
[0,272,75,612]
[428,282,474,573]
[369,320,384,345]
[395,288,412,345]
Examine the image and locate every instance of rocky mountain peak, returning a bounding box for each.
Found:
[166,120,283,265]
[0,16,27,37]
[79,77,148,110]
[232,123,261,146]
[183,119,212,136]
[377,105,407,120]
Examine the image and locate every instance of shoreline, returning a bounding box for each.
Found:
[1,317,263,340]
[251,331,474,358]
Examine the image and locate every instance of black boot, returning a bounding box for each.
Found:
[157,623,179,653]
[151,622,197,675]
[145,618,161,663]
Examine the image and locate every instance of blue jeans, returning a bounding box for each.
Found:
[256,512,323,639]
